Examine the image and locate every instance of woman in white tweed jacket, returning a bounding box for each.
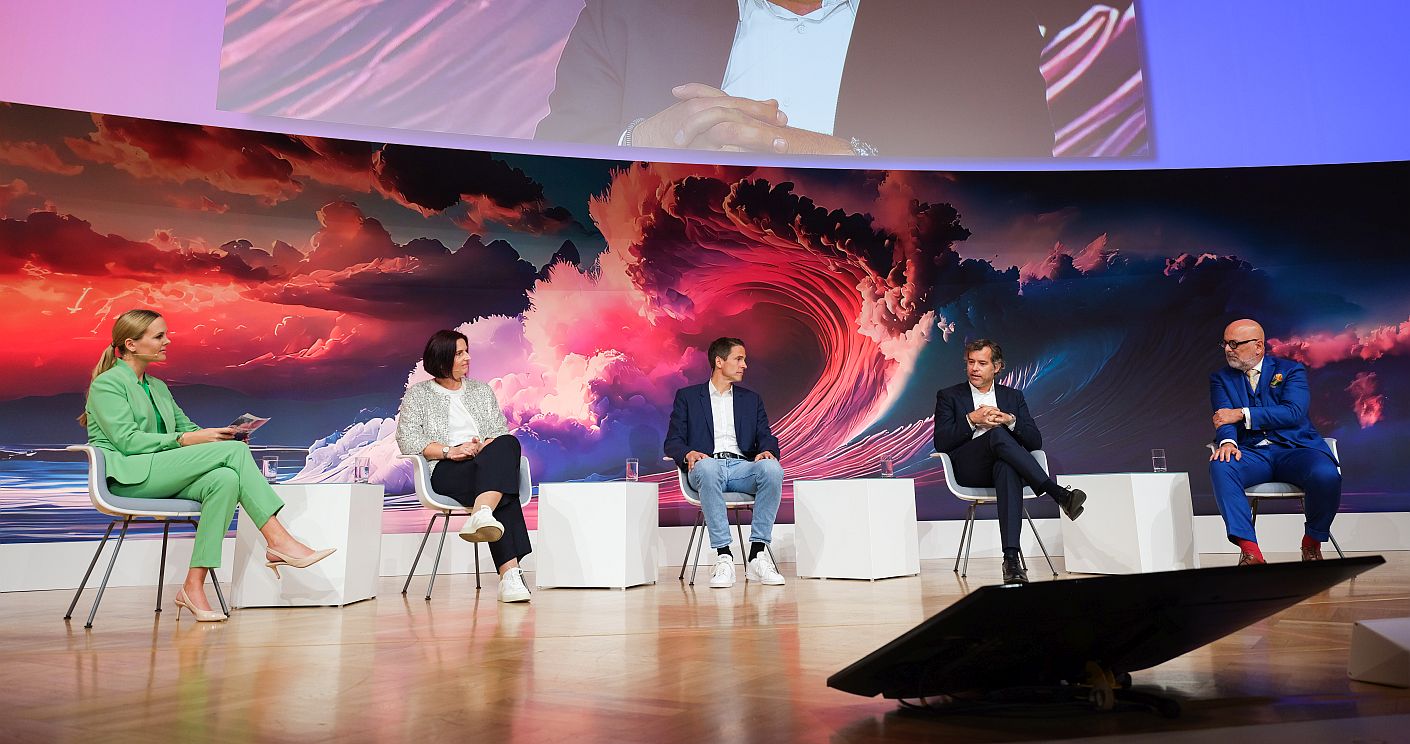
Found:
[396,329,532,602]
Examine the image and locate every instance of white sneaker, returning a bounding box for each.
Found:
[746,551,785,585]
[498,567,531,603]
[459,506,504,542]
[708,554,736,588]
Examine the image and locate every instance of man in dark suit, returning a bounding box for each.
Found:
[1209,318,1342,564]
[665,337,785,588]
[934,339,1086,584]
[535,0,1055,158]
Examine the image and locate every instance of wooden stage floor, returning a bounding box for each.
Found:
[4,553,1409,743]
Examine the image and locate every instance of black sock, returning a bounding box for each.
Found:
[1003,547,1020,561]
[1040,479,1067,499]
[748,542,766,561]
[716,546,733,558]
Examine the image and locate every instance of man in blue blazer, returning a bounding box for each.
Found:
[665,337,785,589]
[934,339,1086,584]
[1209,319,1341,564]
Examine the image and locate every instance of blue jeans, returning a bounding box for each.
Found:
[1209,444,1341,543]
[687,456,784,550]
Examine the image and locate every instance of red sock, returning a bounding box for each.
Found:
[1236,539,1263,560]
[1302,535,1320,550]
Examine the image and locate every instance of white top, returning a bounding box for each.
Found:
[721,0,860,137]
[1223,358,1269,448]
[709,382,743,456]
[968,382,1017,439]
[434,381,482,445]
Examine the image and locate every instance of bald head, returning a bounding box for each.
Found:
[1222,318,1266,371]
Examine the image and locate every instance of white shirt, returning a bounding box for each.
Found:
[721,0,860,136]
[968,383,1016,439]
[709,382,743,456]
[434,382,482,445]
[1222,359,1269,448]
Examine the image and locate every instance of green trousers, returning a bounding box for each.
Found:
[110,440,284,568]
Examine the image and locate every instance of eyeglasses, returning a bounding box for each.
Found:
[1220,338,1262,351]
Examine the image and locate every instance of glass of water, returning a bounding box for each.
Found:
[625,458,640,481]
[354,456,371,483]
[1151,448,1167,473]
[261,456,279,484]
[880,456,895,478]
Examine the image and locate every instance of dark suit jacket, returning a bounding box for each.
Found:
[663,383,781,469]
[1209,355,1336,462]
[933,381,1041,454]
[536,0,1055,158]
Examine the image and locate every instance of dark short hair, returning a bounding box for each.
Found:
[422,329,468,379]
[707,337,746,373]
[963,338,1004,368]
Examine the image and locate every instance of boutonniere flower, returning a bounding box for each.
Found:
[1270,373,1284,388]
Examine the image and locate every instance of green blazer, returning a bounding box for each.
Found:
[85,358,200,485]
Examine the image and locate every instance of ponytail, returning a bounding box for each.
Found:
[78,309,162,427]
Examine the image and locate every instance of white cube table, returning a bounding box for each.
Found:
[1059,473,1200,574]
[794,478,920,581]
[535,482,659,590]
[231,483,384,607]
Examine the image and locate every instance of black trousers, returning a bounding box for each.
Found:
[946,427,1051,551]
[430,435,532,569]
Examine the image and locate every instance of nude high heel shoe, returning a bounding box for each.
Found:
[264,546,336,578]
[174,590,227,622]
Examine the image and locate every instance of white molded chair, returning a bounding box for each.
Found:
[1207,437,1345,558]
[64,444,229,628]
[929,450,1059,578]
[398,454,533,599]
[667,457,777,585]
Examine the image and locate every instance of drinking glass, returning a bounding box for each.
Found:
[625,458,640,482]
[354,456,371,483]
[1151,448,1168,473]
[880,456,895,478]
[261,456,279,484]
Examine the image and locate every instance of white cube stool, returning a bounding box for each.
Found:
[794,478,920,581]
[535,482,659,590]
[1059,473,1200,574]
[231,483,384,607]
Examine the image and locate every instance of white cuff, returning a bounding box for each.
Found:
[1242,407,1252,429]
[1219,439,1238,448]
[1005,420,1017,431]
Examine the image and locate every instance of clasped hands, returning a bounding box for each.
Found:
[967,405,1015,429]
[445,436,494,461]
[632,83,854,155]
[684,450,776,471]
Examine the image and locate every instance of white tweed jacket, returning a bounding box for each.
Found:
[395,379,511,472]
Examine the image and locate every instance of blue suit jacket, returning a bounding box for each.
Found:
[663,383,780,470]
[1209,355,1336,462]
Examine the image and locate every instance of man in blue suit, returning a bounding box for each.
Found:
[1209,318,1341,564]
[665,337,785,589]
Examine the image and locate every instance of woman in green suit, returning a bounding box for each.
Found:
[82,309,333,622]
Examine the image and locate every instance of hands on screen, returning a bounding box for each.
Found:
[633,84,853,155]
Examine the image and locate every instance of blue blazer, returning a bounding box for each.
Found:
[663,383,780,469]
[1209,355,1336,462]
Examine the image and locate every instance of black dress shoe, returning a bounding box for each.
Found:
[1057,488,1087,521]
[1001,556,1029,585]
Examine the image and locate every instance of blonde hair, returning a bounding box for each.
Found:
[78,309,163,427]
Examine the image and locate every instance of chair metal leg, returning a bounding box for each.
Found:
[1250,497,1261,524]
[1024,507,1058,576]
[209,570,229,616]
[155,521,171,613]
[85,518,132,629]
[425,512,451,600]
[1329,532,1346,558]
[960,504,978,578]
[679,512,702,580]
[402,513,439,595]
[474,542,482,591]
[65,521,116,620]
[952,504,974,574]
[735,516,748,565]
[689,512,708,586]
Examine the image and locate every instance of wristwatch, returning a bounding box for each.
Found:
[441,445,450,460]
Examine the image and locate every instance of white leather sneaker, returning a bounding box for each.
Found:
[498,567,531,603]
[708,554,736,588]
[746,551,785,585]
[459,506,504,542]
